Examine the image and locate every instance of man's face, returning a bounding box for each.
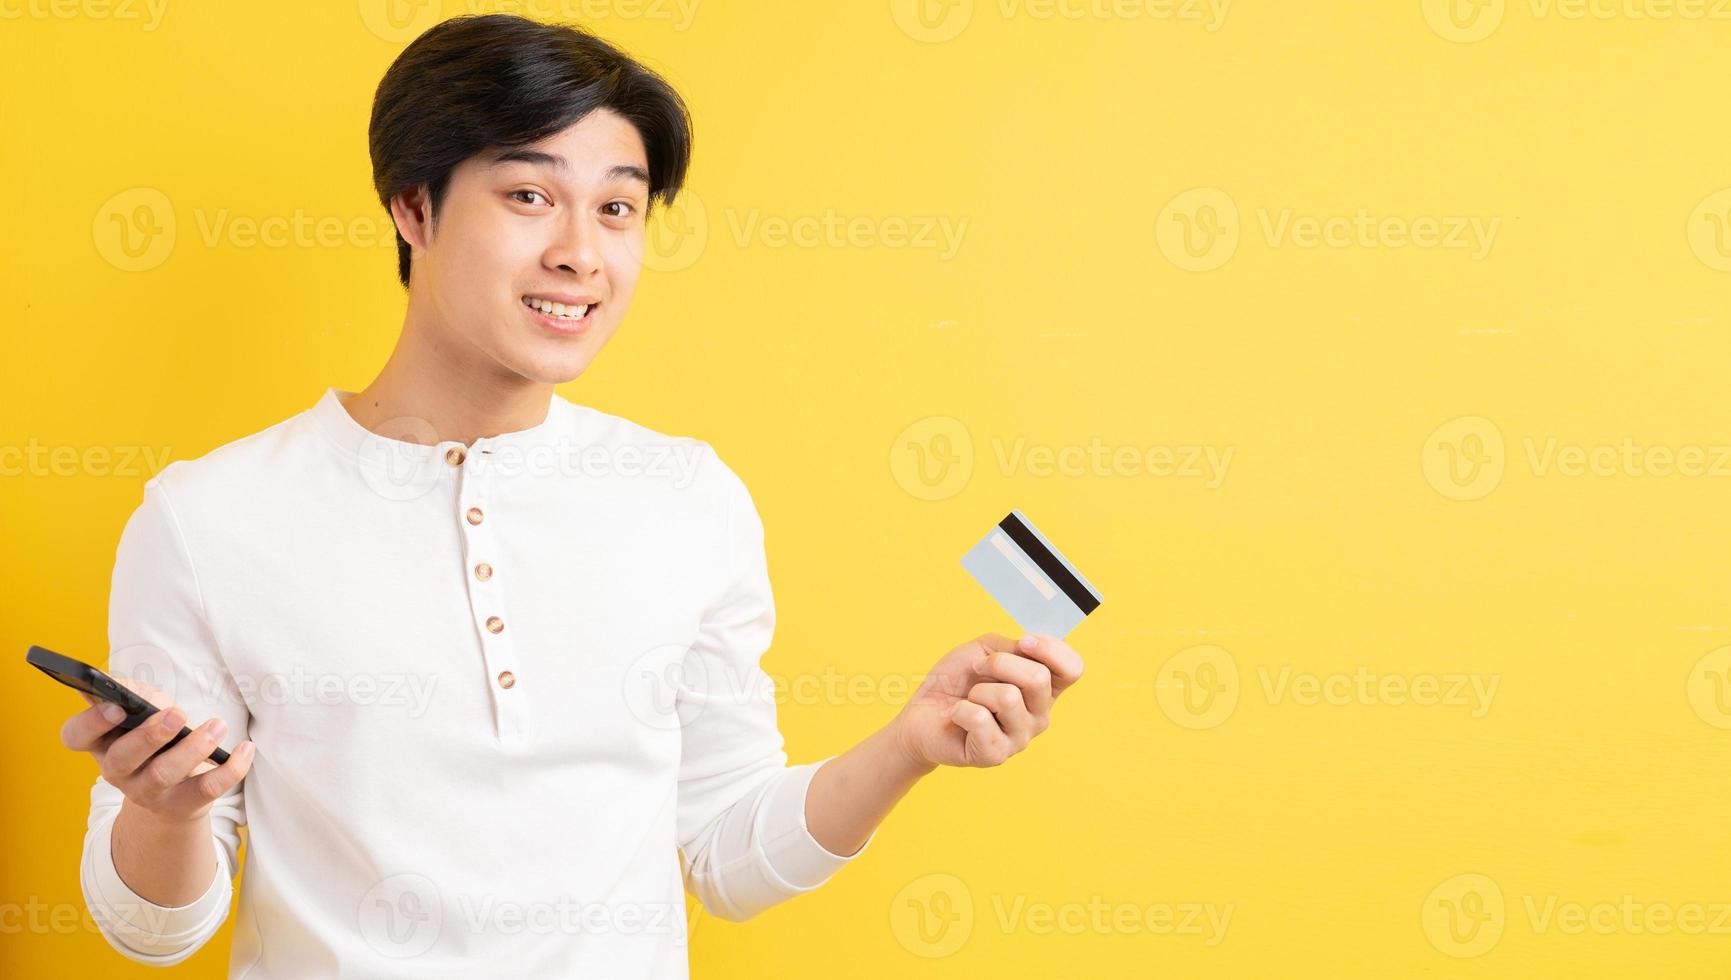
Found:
[407,108,651,384]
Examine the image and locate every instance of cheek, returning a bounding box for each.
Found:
[436,207,530,283]
[604,235,644,305]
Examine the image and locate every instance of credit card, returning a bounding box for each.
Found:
[961,511,1102,638]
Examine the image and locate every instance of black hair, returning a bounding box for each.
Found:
[368,14,693,288]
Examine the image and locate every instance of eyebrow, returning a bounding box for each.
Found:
[487,149,649,188]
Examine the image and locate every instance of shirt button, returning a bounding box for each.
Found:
[474,562,493,581]
[486,616,505,634]
[445,447,466,466]
[466,507,484,525]
[497,670,516,689]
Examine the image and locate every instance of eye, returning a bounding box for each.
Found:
[509,189,549,207]
[602,201,637,219]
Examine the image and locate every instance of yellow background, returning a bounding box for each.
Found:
[5,0,1731,976]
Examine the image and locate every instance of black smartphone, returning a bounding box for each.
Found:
[28,645,230,765]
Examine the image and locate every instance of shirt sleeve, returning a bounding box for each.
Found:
[79,473,251,964]
[674,450,875,921]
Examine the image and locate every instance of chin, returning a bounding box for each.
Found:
[516,349,602,385]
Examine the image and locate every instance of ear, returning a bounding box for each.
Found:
[389,185,434,254]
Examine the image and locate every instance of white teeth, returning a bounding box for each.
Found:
[522,297,589,320]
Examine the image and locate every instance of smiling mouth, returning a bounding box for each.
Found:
[521,295,596,321]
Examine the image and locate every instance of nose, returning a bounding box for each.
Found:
[544,211,603,278]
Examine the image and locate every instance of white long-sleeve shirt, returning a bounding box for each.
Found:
[79,386,870,978]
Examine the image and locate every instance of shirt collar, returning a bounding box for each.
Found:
[309,386,567,466]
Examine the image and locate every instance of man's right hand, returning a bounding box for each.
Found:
[59,674,254,826]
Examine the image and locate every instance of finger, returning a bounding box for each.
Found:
[968,681,1033,744]
[969,633,1019,663]
[979,651,1055,717]
[108,672,170,710]
[136,715,230,792]
[950,699,1013,766]
[1013,634,1085,698]
[103,705,188,778]
[171,740,256,811]
[61,701,130,753]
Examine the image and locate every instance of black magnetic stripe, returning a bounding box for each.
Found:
[997,513,1100,615]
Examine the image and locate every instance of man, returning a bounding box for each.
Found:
[60,14,1084,977]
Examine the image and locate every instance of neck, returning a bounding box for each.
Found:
[342,314,553,447]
